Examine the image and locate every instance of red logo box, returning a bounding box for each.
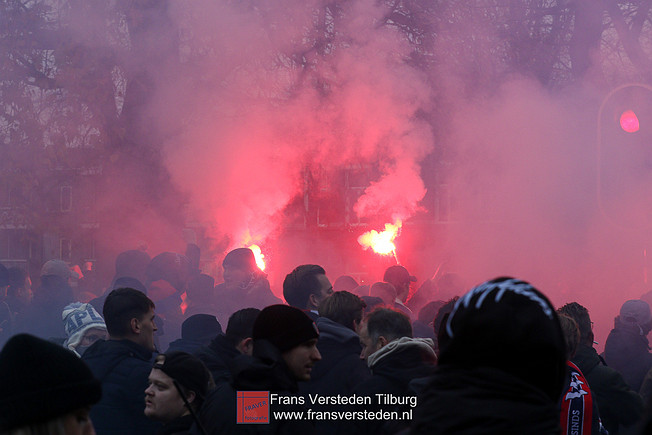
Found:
[236,391,270,424]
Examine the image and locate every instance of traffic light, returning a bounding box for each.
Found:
[597,83,652,229]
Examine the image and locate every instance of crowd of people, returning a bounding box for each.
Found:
[2,246,652,434]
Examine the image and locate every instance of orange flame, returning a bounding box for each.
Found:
[248,244,266,271]
[358,220,402,260]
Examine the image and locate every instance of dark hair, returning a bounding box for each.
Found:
[364,307,412,343]
[283,264,326,309]
[558,302,592,345]
[225,308,260,344]
[558,314,579,359]
[111,276,147,294]
[103,288,155,337]
[418,300,446,325]
[318,291,366,330]
[186,274,215,303]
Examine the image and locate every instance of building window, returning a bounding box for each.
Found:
[60,186,72,212]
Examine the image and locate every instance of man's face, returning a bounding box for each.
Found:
[282,338,321,381]
[310,274,333,309]
[359,322,381,361]
[223,265,252,290]
[144,369,186,422]
[80,328,108,347]
[136,308,157,352]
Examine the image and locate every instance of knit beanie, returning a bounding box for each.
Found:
[62,302,107,354]
[153,351,211,400]
[0,334,101,431]
[181,314,222,342]
[252,304,319,352]
[440,277,566,402]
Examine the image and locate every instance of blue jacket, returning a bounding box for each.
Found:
[82,339,162,435]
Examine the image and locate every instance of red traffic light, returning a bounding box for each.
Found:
[620,110,640,133]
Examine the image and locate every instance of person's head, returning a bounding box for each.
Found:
[283,264,332,311]
[41,259,77,283]
[252,305,321,381]
[111,276,147,294]
[0,334,101,434]
[103,287,157,351]
[333,275,359,292]
[114,249,151,284]
[369,281,396,306]
[383,265,416,302]
[558,314,580,359]
[62,302,108,356]
[618,299,652,335]
[418,300,446,325]
[558,302,593,346]
[318,291,366,331]
[6,267,31,303]
[145,351,212,422]
[441,277,566,402]
[433,297,460,354]
[225,308,260,355]
[359,307,412,360]
[186,274,215,305]
[222,248,260,290]
[181,314,221,345]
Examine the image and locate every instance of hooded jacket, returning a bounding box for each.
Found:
[350,337,437,435]
[194,333,241,386]
[300,317,370,397]
[572,343,643,435]
[604,315,652,392]
[192,339,313,434]
[81,339,161,435]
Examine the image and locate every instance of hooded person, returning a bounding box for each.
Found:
[166,314,222,355]
[411,277,567,435]
[62,302,108,357]
[604,299,652,393]
[0,333,102,434]
[144,351,213,435]
[352,307,437,435]
[213,248,281,324]
[192,305,319,434]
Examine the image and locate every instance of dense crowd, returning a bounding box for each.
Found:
[1,246,652,434]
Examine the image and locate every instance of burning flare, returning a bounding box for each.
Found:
[358,220,402,261]
[248,244,266,271]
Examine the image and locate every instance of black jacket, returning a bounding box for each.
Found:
[411,365,561,434]
[82,339,161,435]
[351,338,437,435]
[194,334,241,385]
[192,339,313,434]
[572,343,644,434]
[604,317,652,392]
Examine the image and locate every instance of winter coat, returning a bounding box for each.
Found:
[194,334,241,385]
[604,316,652,392]
[411,365,561,434]
[350,337,437,435]
[299,317,371,435]
[158,414,194,435]
[191,339,314,435]
[213,278,281,325]
[572,343,644,435]
[82,339,161,435]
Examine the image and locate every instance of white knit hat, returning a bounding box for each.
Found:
[61,303,106,355]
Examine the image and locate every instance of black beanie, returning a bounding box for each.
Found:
[440,277,566,401]
[154,351,211,400]
[0,334,102,431]
[252,305,319,352]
